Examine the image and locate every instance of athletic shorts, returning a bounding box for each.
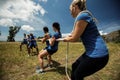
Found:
[21,40,28,44]
[29,42,37,48]
[44,47,57,55]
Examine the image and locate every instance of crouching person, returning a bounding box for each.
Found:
[37,22,62,73]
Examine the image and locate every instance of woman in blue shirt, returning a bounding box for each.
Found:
[37,22,61,73]
[28,33,39,56]
[42,27,52,47]
[40,27,52,63]
[20,33,28,51]
[63,0,109,80]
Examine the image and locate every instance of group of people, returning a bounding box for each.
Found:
[37,22,62,73]
[20,0,109,80]
[20,33,39,56]
[20,22,62,73]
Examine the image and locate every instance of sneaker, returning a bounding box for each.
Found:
[36,66,40,70]
[36,69,45,74]
[27,54,30,57]
[36,66,45,74]
[46,64,53,68]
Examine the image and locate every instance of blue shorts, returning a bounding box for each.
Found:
[44,47,57,55]
[29,42,37,48]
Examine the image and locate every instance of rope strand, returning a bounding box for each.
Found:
[66,42,71,80]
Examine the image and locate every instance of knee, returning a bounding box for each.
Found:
[72,62,78,71]
[72,70,84,80]
[72,63,75,69]
[38,52,44,59]
[71,62,85,80]
[38,53,42,59]
[48,55,51,58]
[28,47,30,49]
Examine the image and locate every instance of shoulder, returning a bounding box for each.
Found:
[44,33,49,36]
[75,11,92,23]
[53,32,58,35]
[33,36,36,39]
[44,33,51,38]
[53,32,59,37]
[47,33,52,36]
[53,32,61,38]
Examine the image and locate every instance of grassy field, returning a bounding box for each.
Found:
[0,42,120,80]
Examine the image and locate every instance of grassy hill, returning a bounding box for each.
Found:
[0,42,120,80]
[102,30,120,43]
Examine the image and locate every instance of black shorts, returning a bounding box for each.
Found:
[21,41,28,45]
[71,53,109,80]
[44,47,57,55]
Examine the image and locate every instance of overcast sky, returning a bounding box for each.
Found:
[0,0,120,41]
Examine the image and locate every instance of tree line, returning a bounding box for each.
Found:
[1,26,120,42]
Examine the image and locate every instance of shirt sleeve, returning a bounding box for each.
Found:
[34,36,36,39]
[53,33,59,39]
[75,12,92,23]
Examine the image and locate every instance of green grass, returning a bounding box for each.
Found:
[0,42,120,80]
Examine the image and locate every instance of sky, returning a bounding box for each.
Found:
[0,0,120,41]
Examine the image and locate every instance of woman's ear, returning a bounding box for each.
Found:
[72,6,75,12]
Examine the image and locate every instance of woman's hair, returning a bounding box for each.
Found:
[52,22,60,32]
[27,34,30,38]
[30,33,33,36]
[52,22,61,38]
[72,0,86,11]
[43,26,49,33]
[24,33,26,36]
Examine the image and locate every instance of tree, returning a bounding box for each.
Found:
[7,26,21,42]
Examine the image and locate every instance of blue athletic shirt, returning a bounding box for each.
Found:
[46,33,52,47]
[27,37,31,45]
[30,36,37,43]
[75,10,108,58]
[23,38,28,44]
[47,32,62,50]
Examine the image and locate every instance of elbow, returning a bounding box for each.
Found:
[70,37,79,42]
[71,38,78,42]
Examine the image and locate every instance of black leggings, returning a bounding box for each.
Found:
[71,54,109,80]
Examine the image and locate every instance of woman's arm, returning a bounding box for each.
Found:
[49,37,56,46]
[64,20,88,42]
[42,34,50,43]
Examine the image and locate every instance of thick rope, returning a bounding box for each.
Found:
[66,42,71,80]
[56,38,71,80]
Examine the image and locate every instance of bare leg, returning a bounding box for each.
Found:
[20,44,22,51]
[47,55,52,65]
[38,50,48,70]
[31,47,33,53]
[36,46,39,55]
[28,47,31,56]
[26,44,28,51]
